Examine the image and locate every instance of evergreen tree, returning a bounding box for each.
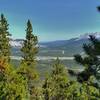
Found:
[0,14,29,99]
[18,20,38,98]
[42,77,53,100]
[0,14,11,62]
[0,59,29,100]
[77,76,100,100]
[74,35,100,83]
[50,58,69,99]
[43,58,79,100]
[21,20,38,66]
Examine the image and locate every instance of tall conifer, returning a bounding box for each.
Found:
[0,14,11,62]
[21,20,38,66]
[19,20,38,98]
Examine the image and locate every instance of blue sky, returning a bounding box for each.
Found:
[0,0,100,41]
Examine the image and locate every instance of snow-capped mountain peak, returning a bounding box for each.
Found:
[10,39,23,47]
[10,39,47,48]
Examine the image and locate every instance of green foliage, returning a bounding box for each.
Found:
[73,35,100,99]
[17,63,38,95]
[76,76,100,100]
[21,20,38,66]
[17,20,39,99]
[43,58,100,100]
[42,58,79,100]
[17,63,38,81]
[0,61,29,100]
[50,58,69,99]
[74,35,100,82]
[30,86,44,100]
[0,14,11,62]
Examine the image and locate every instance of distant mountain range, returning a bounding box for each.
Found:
[10,32,100,57]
